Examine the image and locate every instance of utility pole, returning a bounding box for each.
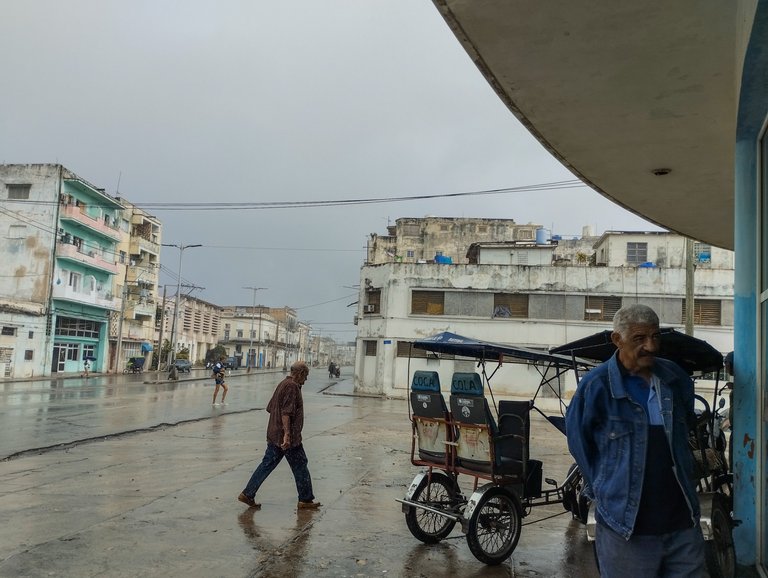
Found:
[156,284,168,383]
[243,286,266,372]
[684,237,695,335]
[114,263,129,373]
[163,243,201,379]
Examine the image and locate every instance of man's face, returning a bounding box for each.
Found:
[611,323,661,375]
[296,369,309,385]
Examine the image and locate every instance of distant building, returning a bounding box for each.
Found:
[354,224,734,397]
[366,217,543,265]
[218,306,300,369]
[158,294,221,365]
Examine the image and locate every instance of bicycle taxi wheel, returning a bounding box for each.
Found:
[404,472,458,543]
[466,485,522,565]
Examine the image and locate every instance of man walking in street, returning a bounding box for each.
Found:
[566,304,704,577]
[238,360,321,510]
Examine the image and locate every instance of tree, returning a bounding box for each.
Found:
[205,345,227,365]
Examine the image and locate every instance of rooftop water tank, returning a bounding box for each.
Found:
[535,228,547,244]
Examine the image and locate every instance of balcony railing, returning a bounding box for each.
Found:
[126,300,156,320]
[56,241,120,275]
[59,203,121,241]
[51,283,120,310]
[129,235,160,256]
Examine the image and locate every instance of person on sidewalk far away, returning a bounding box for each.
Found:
[212,356,228,405]
[566,304,704,577]
[238,360,321,510]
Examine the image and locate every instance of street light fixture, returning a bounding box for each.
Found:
[243,286,267,371]
[162,243,202,376]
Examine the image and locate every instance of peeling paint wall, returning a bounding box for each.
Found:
[355,261,734,397]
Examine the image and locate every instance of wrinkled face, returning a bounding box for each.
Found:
[295,368,309,385]
[612,323,661,376]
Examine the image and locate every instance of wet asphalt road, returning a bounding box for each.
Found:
[0,370,599,577]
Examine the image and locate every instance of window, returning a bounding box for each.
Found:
[1,327,16,336]
[6,184,31,200]
[24,350,33,361]
[435,251,443,257]
[119,251,126,264]
[237,330,243,338]
[364,340,377,356]
[411,291,445,315]
[626,242,648,265]
[64,343,79,361]
[493,293,529,318]
[478,226,488,233]
[224,330,230,340]
[365,289,381,314]
[55,317,100,338]
[82,345,95,359]
[682,299,722,326]
[402,224,420,236]
[69,272,81,292]
[440,224,450,231]
[8,225,26,239]
[406,250,415,258]
[584,296,622,321]
[28,331,34,339]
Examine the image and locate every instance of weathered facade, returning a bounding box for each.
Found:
[109,200,162,372]
[366,217,543,265]
[158,294,221,366]
[0,164,125,377]
[354,230,734,397]
[218,306,301,369]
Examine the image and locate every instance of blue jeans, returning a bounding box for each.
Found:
[596,523,705,578]
[243,442,315,502]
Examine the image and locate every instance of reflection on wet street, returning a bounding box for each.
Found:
[0,372,599,577]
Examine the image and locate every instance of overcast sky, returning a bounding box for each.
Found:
[0,0,659,341]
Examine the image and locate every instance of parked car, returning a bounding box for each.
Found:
[173,359,192,373]
[224,356,238,370]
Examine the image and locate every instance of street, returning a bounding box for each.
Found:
[0,370,599,577]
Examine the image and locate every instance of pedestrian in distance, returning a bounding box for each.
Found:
[212,356,228,405]
[82,358,90,379]
[238,360,321,510]
[566,304,704,577]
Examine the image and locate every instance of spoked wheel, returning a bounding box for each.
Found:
[466,487,522,565]
[404,472,458,544]
[705,495,736,578]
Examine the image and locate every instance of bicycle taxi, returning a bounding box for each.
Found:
[397,331,593,565]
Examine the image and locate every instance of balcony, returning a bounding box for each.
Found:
[51,283,120,311]
[56,242,120,275]
[125,300,156,320]
[59,203,121,241]
[129,235,160,256]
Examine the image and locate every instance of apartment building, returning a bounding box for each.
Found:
[354,225,734,397]
[0,164,125,377]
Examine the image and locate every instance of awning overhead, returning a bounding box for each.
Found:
[433,0,739,249]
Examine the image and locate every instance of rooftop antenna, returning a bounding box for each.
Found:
[116,171,122,195]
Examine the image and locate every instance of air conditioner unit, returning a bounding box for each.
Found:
[363,305,376,313]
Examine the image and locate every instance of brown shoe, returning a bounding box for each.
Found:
[297,500,321,510]
[238,493,261,509]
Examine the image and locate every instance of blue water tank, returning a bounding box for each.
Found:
[535,228,547,244]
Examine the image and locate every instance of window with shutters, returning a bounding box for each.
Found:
[411,291,445,315]
[1,327,16,336]
[365,289,381,314]
[584,296,622,321]
[6,184,31,200]
[493,293,529,318]
[682,299,722,326]
[626,242,648,265]
[396,341,454,359]
[364,340,377,356]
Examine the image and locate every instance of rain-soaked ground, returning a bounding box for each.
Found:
[0,369,599,577]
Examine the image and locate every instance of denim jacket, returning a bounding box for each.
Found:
[566,352,700,539]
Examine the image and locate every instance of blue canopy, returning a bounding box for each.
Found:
[141,342,153,352]
[412,331,586,367]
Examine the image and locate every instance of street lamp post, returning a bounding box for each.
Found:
[163,243,201,378]
[243,286,266,372]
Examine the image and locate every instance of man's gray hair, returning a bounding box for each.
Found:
[613,304,659,336]
[290,360,309,375]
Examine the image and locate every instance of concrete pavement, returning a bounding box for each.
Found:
[0,372,599,577]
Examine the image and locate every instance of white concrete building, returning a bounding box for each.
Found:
[158,295,221,366]
[354,230,734,398]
